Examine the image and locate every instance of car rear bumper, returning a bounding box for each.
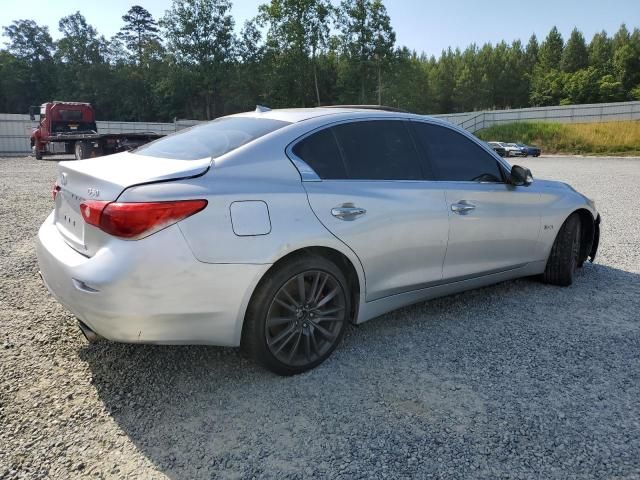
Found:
[36,212,269,346]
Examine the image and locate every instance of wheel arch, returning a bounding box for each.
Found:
[569,208,598,264]
[242,246,363,335]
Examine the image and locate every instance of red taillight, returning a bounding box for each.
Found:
[79,200,207,239]
[52,183,61,201]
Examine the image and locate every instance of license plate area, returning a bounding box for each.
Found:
[55,190,86,249]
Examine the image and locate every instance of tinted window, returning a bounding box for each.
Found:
[412,122,503,182]
[136,117,290,160]
[332,121,423,180]
[292,128,347,179]
[59,110,83,121]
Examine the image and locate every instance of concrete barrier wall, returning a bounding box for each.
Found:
[2,101,639,155]
[432,101,640,133]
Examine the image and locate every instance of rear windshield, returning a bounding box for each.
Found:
[135,117,290,160]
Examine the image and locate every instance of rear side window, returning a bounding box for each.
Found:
[332,121,422,180]
[412,122,503,182]
[135,117,290,160]
[292,128,347,179]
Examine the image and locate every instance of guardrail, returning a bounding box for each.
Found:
[433,101,640,133]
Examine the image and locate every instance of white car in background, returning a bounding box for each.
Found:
[500,142,527,157]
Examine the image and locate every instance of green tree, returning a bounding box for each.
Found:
[2,19,56,110]
[538,26,564,70]
[588,30,612,73]
[530,69,564,106]
[116,5,161,65]
[338,0,395,104]
[561,28,588,72]
[612,28,640,93]
[562,67,599,104]
[56,12,107,64]
[258,0,333,106]
[524,34,539,69]
[598,74,625,101]
[161,0,236,119]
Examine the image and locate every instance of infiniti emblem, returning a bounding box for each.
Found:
[60,172,68,185]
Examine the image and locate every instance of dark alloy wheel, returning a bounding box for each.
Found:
[242,256,350,375]
[266,270,345,367]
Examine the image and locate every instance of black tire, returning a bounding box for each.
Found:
[242,255,350,376]
[542,213,582,286]
[74,141,89,160]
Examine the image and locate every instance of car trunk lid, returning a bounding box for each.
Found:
[54,151,210,255]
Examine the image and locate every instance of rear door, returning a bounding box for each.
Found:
[411,121,542,280]
[293,119,450,301]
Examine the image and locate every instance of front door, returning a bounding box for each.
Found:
[410,120,542,280]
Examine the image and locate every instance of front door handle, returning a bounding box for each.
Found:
[451,202,476,214]
[331,204,367,220]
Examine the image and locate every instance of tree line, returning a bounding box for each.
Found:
[1,0,639,122]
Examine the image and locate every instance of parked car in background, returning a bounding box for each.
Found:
[516,143,542,157]
[37,106,601,375]
[492,142,521,157]
[505,143,528,157]
[487,141,507,157]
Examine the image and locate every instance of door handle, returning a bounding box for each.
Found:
[451,202,476,214]
[331,205,367,220]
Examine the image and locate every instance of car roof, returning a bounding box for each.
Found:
[231,106,435,124]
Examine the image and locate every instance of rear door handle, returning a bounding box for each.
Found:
[331,205,367,220]
[451,202,476,214]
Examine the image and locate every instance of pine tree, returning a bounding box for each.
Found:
[538,26,564,70]
[116,6,160,65]
[561,28,588,72]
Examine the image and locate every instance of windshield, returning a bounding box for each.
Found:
[135,117,291,160]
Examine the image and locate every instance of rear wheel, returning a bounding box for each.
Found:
[542,213,582,286]
[242,256,350,375]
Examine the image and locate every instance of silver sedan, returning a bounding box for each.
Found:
[37,107,601,375]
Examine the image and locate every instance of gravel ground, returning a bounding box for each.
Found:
[1,155,639,479]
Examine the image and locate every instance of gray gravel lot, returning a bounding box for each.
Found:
[1,155,639,479]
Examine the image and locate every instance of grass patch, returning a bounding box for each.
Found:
[476,121,640,156]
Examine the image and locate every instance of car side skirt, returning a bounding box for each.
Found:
[357,260,546,324]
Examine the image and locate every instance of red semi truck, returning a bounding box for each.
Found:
[30,102,164,160]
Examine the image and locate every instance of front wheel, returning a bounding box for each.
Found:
[74,141,91,160]
[542,213,582,286]
[242,256,350,375]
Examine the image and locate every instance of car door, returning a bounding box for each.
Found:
[290,119,450,301]
[411,120,543,280]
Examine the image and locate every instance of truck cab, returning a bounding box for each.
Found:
[29,101,162,161]
[30,102,97,159]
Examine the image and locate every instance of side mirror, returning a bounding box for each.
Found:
[29,106,38,122]
[509,165,533,186]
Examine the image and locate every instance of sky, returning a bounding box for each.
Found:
[0,0,637,57]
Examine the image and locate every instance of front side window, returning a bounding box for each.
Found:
[332,120,423,180]
[136,117,290,160]
[412,122,504,182]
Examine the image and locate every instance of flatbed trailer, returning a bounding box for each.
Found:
[30,102,164,160]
